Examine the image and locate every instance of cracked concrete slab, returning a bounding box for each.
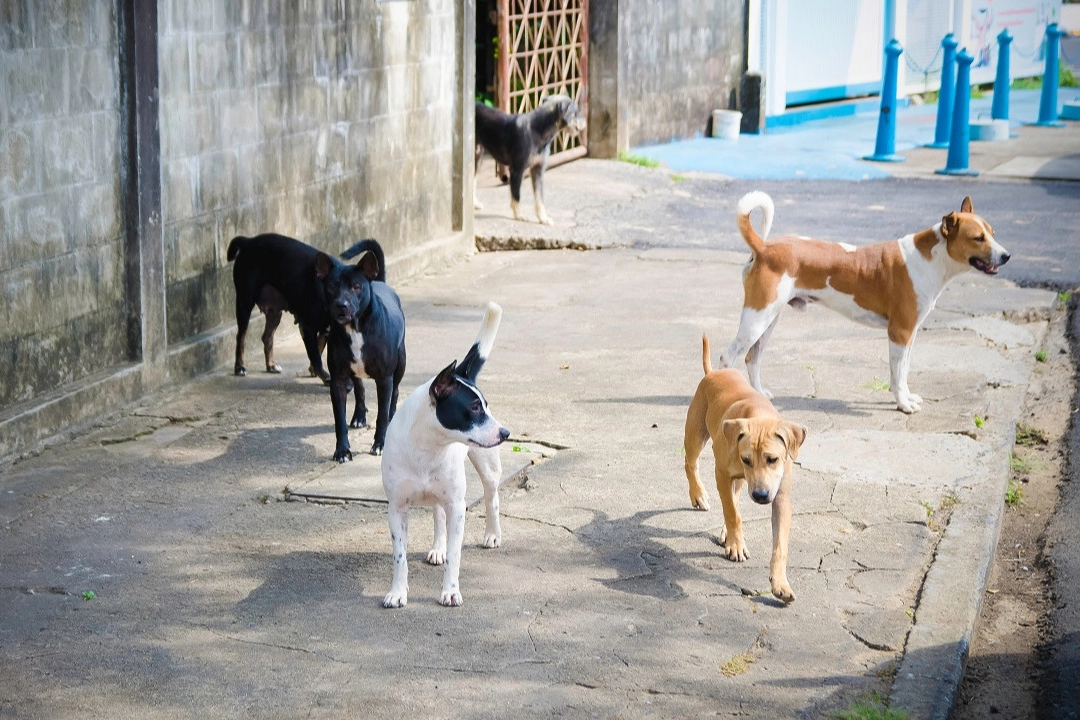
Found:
[798,430,989,489]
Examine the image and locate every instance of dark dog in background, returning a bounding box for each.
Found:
[474,94,586,225]
[227,234,380,382]
[315,240,406,461]
[227,233,333,381]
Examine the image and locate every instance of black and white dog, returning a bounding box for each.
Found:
[315,240,406,461]
[380,302,510,608]
[474,94,586,225]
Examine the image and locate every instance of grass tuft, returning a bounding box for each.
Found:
[832,693,911,720]
[1015,424,1048,447]
[617,151,660,168]
[1005,479,1026,508]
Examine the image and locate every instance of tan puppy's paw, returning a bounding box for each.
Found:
[771,580,795,603]
[723,538,749,562]
[690,492,711,511]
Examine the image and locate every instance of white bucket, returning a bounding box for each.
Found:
[712,109,742,140]
[970,118,1009,142]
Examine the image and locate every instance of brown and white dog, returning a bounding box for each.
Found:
[719,191,1010,413]
[684,335,807,603]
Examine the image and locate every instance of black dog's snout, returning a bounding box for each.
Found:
[751,489,770,504]
[499,427,510,442]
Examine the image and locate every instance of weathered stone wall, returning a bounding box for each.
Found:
[0,1,127,410]
[159,0,460,344]
[1,0,473,460]
[588,0,745,155]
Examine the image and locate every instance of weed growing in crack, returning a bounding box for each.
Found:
[1010,452,1033,475]
[1005,480,1027,508]
[832,693,911,720]
[863,377,890,392]
[1035,349,1047,363]
[1015,424,1048,447]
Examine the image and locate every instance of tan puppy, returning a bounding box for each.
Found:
[684,335,807,603]
[720,192,1010,413]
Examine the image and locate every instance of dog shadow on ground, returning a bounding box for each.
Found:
[229,550,388,624]
[168,419,351,480]
[771,395,879,418]
[571,506,787,609]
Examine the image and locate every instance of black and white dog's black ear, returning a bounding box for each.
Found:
[430,361,459,401]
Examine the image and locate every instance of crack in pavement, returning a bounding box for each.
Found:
[500,512,575,536]
[848,626,901,652]
[203,627,350,665]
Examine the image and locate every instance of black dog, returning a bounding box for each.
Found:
[227,233,333,382]
[315,240,406,461]
[474,94,586,225]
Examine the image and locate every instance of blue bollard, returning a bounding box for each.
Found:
[1031,23,1066,127]
[936,48,979,176]
[865,39,905,162]
[927,34,958,149]
[991,29,1012,121]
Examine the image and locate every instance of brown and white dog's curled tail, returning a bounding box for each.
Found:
[701,333,712,375]
[735,191,774,256]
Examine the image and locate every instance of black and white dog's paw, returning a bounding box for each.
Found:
[383,589,408,609]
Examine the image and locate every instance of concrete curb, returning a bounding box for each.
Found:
[891,317,1052,718]
[889,430,1014,718]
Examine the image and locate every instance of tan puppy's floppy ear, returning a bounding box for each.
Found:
[960,196,973,214]
[776,422,807,460]
[722,419,748,448]
[941,211,960,238]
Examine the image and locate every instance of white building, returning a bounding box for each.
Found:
[748,0,1063,122]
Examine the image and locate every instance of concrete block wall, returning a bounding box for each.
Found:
[0,0,128,410]
[1,0,475,461]
[158,0,459,344]
[623,0,744,147]
[588,0,745,155]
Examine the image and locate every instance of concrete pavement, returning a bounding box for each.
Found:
[1,102,1077,718]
